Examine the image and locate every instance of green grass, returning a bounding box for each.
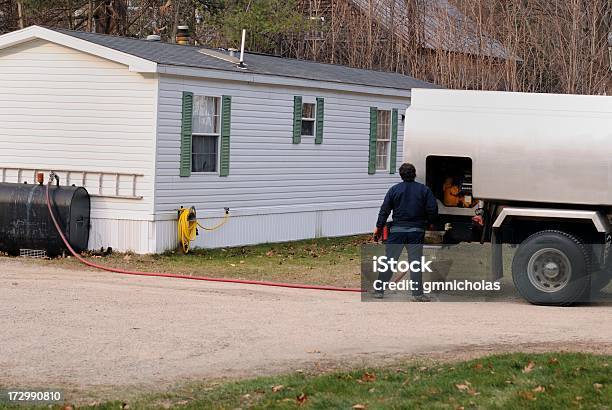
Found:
[43,235,504,290]
[46,235,371,288]
[2,353,609,409]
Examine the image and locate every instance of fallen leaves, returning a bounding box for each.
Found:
[361,372,376,382]
[520,385,544,399]
[272,385,284,392]
[296,393,308,405]
[593,383,603,391]
[548,357,559,365]
[522,361,535,373]
[455,380,479,396]
[518,391,536,401]
[352,404,367,409]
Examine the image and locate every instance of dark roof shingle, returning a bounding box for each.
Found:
[51,28,437,91]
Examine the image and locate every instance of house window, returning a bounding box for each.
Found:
[376,110,391,170]
[192,96,220,173]
[301,102,316,136]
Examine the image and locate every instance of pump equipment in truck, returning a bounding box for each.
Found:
[404,89,612,306]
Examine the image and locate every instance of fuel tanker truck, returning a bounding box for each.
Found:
[404,89,612,305]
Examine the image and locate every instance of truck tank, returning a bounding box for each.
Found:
[0,182,90,256]
[404,89,612,207]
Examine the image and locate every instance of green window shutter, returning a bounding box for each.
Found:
[293,96,302,144]
[219,95,232,177]
[179,91,194,177]
[368,107,377,175]
[389,108,398,174]
[315,97,324,144]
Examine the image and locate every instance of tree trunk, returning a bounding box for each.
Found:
[16,1,25,29]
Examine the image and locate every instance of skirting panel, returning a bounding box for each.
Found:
[152,207,379,253]
[88,218,155,254]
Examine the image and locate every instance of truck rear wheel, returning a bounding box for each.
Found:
[511,230,590,306]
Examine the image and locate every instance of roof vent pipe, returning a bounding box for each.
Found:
[146,34,161,42]
[176,25,190,45]
[238,29,246,68]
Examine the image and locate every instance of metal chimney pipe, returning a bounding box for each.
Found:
[239,29,246,66]
[176,25,190,45]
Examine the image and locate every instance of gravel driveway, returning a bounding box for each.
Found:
[1,258,611,398]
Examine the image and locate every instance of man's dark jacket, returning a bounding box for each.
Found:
[376,181,439,229]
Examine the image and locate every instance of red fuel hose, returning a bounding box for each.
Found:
[45,180,364,293]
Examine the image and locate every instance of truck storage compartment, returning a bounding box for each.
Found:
[426,155,474,208]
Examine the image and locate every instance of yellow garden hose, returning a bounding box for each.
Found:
[178,207,230,253]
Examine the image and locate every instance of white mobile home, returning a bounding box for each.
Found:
[0,26,436,253]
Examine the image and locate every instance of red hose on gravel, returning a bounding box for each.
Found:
[45,179,364,293]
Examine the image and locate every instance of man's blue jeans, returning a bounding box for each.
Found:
[377,230,425,296]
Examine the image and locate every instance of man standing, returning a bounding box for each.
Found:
[374,163,438,301]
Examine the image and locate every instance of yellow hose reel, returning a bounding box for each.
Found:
[177,206,230,253]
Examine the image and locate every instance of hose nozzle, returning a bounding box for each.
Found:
[48,171,60,187]
[187,207,197,222]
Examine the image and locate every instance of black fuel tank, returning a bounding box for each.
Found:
[0,182,90,256]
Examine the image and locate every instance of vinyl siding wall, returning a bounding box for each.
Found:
[154,74,408,250]
[0,39,157,253]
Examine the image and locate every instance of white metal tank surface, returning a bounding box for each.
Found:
[404,89,612,206]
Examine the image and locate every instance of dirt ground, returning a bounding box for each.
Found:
[1,257,611,401]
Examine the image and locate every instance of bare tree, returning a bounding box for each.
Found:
[0,0,608,94]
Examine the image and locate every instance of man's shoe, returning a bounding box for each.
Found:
[373,291,384,299]
[411,294,432,302]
